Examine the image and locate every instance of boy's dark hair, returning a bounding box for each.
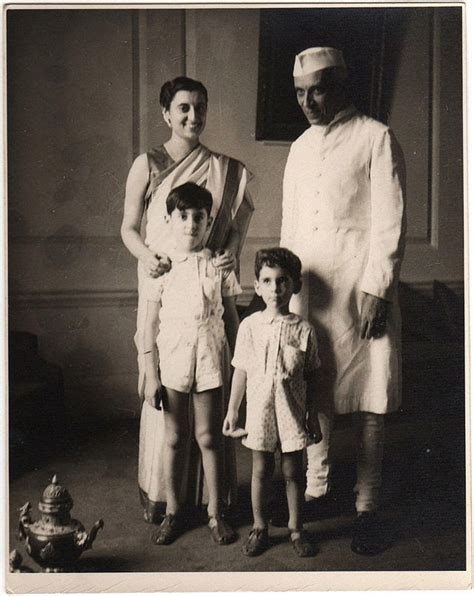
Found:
[159,76,208,110]
[255,247,302,285]
[166,182,213,216]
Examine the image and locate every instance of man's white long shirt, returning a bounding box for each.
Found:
[281,106,406,414]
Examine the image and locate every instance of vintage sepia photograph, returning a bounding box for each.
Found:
[6,1,469,592]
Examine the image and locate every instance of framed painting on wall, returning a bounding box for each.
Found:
[256,7,398,142]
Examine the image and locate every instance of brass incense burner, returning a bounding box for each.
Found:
[18,475,104,572]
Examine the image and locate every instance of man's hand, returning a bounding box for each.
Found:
[360,292,388,340]
[306,412,323,444]
[213,249,236,271]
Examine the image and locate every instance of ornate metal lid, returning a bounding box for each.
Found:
[39,475,73,513]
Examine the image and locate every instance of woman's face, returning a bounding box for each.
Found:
[163,90,207,142]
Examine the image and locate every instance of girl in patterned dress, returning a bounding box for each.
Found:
[223,247,322,557]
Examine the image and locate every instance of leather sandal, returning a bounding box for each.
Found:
[242,527,269,557]
[151,514,181,545]
[208,515,236,545]
[288,529,316,557]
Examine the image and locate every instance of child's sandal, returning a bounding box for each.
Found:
[242,527,269,557]
[288,529,316,557]
[151,514,181,545]
[208,515,236,545]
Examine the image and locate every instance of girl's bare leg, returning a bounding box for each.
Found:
[251,450,274,529]
[281,450,305,531]
[193,388,224,519]
[162,387,190,516]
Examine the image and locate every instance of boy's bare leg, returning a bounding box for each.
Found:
[193,388,224,519]
[251,450,274,529]
[281,450,305,531]
[162,387,190,516]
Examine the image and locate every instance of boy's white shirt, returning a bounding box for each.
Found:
[140,247,241,314]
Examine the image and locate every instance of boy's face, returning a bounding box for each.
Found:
[167,207,211,252]
[255,265,295,310]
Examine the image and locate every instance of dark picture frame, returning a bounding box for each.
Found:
[256,7,392,142]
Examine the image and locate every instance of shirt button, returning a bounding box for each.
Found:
[194,314,200,320]
[313,226,319,231]
[314,209,319,214]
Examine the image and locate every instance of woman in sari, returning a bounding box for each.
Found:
[121,76,254,525]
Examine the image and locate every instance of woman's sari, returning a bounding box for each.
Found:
[136,144,254,522]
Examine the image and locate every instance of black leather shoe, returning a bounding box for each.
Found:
[351,512,385,556]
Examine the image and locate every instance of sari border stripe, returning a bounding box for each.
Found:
[207,158,240,251]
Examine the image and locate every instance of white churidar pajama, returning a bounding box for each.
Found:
[281,106,406,512]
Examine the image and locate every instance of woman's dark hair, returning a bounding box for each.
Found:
[159,76,208,110]
[166,182,213,216]
[254,247,302,285]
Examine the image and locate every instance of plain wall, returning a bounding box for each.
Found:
[8,8,464,422]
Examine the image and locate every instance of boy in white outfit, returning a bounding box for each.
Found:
[223,247,322,557]
[142,182,241,546]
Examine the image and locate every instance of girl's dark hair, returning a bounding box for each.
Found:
[159,76,208,110]
[166,182,213,216]
[254,247,302,284]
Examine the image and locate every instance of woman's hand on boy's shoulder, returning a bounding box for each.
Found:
[142,252,172,278]
[212,249,236,271]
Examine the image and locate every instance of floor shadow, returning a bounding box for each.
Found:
[75,556,134,573]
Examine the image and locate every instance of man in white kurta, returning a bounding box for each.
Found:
[281,47,406,555]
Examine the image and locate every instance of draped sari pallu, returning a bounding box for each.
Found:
[136,144,254,522]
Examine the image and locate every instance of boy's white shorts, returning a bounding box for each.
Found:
[158,321,224,394]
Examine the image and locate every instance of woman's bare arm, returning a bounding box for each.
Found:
[121,153,163,277]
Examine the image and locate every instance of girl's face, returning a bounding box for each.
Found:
[163,90,207,142]
[254,265,295,312]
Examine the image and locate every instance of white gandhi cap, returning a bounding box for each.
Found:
[293,47,346,77]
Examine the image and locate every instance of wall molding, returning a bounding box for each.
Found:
[9,280,464,310]
[9,289,138,310]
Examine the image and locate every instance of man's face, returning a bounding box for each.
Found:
[294,69,344,126]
